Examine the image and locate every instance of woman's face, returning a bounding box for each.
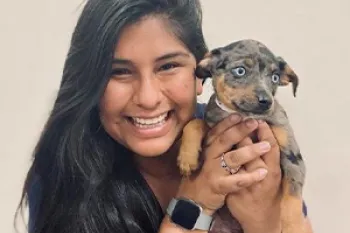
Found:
[99,16,203,157]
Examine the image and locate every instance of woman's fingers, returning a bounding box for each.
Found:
[236,136,269,172]
[215,168,268,194]
[176,121,278,215]
[222,140,271,170]
[205,119,260,159]
[205,113,242,146]
[256,121,280,170]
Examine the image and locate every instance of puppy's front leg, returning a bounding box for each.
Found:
[271,125,307,233]
[178,119,208,176]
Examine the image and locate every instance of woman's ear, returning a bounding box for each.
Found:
[196,77,203,95]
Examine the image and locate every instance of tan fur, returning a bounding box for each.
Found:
[281,178,309,233]
[197,52,212,70]
[281,65,297,84]
[214,74,255,112]
[244,58,254,67]
[271,125,289,149]
[178,119,208,176]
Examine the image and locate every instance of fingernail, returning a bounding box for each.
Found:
[245,119,258,128]
[259,141,271,152]
[257,168,268,179]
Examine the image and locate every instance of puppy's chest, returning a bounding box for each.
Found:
[204,94,234,127]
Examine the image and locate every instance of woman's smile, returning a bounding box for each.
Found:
[125,110,175,139]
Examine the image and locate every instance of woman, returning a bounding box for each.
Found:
[16,0,313,233]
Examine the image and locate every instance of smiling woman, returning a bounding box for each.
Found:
[15,1,313,233]
[100,17,201,157]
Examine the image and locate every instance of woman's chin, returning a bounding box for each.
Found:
[130,137,177,158]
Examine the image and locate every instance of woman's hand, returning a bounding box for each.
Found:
[176,114,271,216]
[225,120,283,233]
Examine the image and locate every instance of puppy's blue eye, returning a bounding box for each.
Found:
[271,73,280,83]
[231,66,246,77]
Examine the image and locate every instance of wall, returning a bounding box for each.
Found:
[1,0,349,232]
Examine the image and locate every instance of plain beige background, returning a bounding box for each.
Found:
[1,0,349,232]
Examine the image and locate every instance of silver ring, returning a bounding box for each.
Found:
[220,153,241,175]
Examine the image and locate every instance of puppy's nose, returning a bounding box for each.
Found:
[256,91,272,111]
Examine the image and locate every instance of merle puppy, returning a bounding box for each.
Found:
[178,39,307,233]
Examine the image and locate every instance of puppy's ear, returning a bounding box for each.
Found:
[276,56,299,97]
[195,48,226,79]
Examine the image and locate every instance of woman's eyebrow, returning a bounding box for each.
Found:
[112,51,190,65]
[112,58,131,65]
[154,52,190,62]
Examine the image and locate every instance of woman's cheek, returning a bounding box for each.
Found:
[167,70,196,100]
[100,80,132,115]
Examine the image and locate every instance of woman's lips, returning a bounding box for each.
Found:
[125,111,174,139]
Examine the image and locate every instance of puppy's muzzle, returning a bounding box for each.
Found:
[255,90,273,112]
[235,89,273,114]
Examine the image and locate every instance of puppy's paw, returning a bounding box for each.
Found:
[177,119,207,176]
[177,148,200,176]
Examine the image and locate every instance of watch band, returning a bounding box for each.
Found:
[166,198,214,231]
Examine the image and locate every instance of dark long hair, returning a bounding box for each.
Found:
[15,0,208,233]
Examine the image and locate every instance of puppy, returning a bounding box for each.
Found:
[178,39,307,233]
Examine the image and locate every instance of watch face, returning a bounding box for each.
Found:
[171,199,201,230]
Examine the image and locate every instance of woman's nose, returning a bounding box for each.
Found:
[133,76,162,109]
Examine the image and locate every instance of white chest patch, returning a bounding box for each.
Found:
[214,97,238,114]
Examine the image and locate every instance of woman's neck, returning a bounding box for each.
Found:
[133,139,183,211]
[133,139,182,179]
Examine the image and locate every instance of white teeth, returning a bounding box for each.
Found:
[132,112,168,126]
[133,120,166,129]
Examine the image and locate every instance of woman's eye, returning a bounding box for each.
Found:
[159,63,179,71]
[111,68,131,76]
[231,66,246,77]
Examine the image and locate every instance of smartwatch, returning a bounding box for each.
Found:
[166,198,214,231]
